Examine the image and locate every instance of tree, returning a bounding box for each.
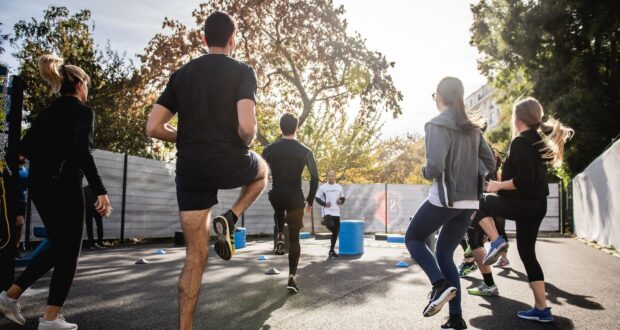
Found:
[372,134,430,184]
[9,7,152,156]
[471,0,620,176]
[139,0,403,174]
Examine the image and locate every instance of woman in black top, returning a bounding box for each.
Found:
[474,97,573,323]
[0,55,111,329]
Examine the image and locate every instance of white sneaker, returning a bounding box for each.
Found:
[38,315,78,330]
[0,291,25,325]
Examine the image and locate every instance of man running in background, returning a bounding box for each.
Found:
[146,10,268,330]
[315,170,345,257]
[262,113,319,293]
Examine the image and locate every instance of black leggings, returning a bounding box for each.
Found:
[15,176,84,306]
[323,215,340,251]
[475,194,547,282]
[85,208,103,246]
[269,190,304,276]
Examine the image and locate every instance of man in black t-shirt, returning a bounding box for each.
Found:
[146,11,268,329]
[262,113,319,293]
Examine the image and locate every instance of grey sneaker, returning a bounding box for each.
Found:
[467,284,499,296]
[38,315,78,330]
[0,291,25,325]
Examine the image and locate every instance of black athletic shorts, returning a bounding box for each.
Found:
[176,151,261,211]
[323,215,340,232]
[268,189,305,232]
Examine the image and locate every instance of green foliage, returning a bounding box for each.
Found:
[9,7,152,156]
[471,0,620,176]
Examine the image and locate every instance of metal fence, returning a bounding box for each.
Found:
[25,149,561,242]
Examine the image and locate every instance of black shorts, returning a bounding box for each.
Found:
[268,190,305,232]
[323,215,340,232]
[176,151,261,211]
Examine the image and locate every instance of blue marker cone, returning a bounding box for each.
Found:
[257,255,268,261]
[395,261,409,268]
[155,249,166,255]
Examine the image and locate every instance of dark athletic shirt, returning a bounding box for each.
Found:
[499,129,549,199]
[262,139,319,205]
[156,54,257,178]
[20,95,107,195]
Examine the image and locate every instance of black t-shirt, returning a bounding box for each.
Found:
[262,139,319,205]
[156,54,257,178]
[499,129,550,199]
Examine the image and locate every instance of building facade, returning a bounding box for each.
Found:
[465,84,501,130]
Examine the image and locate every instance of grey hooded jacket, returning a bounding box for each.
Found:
[422,108,496,208]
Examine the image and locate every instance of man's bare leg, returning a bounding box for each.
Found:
[178,209,211,330]
[230,156,268,217]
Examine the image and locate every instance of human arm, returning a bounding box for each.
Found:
[422,123,450,180]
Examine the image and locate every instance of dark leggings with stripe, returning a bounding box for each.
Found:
[405,201,475,315]
[269,190,303,276]
[15,176,84,306]
[474,194,547,282]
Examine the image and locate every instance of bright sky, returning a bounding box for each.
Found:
[0,0,487,137]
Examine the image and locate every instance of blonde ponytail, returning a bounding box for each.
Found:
[513,97,574,166]
[38,54,90,95]
[539,117,574,166]
[38,54,64,93]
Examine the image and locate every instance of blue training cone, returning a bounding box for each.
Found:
[395,261,409,268]
[155,249,166,255]
[257,255,269,261]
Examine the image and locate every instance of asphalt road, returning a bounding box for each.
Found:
[1,236,618,329]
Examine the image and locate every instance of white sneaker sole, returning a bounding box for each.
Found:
[517,314,553,323]
[423,287,457,317]
[0,301,25,325]
[483,242,508,266]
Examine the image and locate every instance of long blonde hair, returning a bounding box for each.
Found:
[512,97,574,166]
[38,54,90,94]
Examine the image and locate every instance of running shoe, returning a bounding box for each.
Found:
[213,212,235,261]
[38,315,78,330]
[329,250,339,258]
[517,307,554,323]
[0,291,25,325]
[287,276,299,293]
[458,262,478,278]
[441,314,468,329]
[483,237,508,266]
[463,245,473,259]
[275,233,285,255]
[467,284,499,296]
[422,280,457,317]
[493,256,510,267]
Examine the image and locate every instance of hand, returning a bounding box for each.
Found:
[336,199,342,205]
[305,204,312,213]
[486,180,501,193]
[325,202,332,208]
[95,195,111,217]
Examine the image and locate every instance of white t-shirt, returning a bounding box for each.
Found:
[316,183,345,217]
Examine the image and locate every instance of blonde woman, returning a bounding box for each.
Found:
[476,97,573,323]
[0,55,110,330]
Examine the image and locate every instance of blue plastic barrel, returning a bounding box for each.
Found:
[339,220,364,255]
[234,227,246,249]
[386,234,406,243]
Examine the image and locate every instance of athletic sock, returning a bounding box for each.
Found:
[482,272,495,286]
[464,260,475,266]
[226,209,239,225]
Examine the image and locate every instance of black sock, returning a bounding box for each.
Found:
[465,260,475,266]
[449,313,462,320]
[432,279,446,288]
[483,272,495,286]
[226,209,239,224]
